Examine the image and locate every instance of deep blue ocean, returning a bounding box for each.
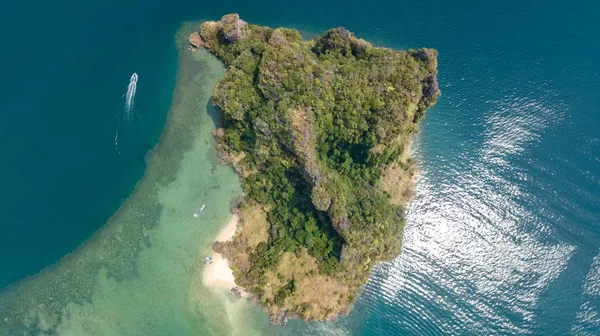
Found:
[1,0,599,335]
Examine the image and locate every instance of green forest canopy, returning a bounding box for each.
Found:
[197,14,439,321]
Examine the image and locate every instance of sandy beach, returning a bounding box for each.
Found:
[203,215,238,289]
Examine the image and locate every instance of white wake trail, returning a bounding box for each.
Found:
[125,73,138,121]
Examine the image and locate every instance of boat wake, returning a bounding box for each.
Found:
[114,73,139,152]
[125,73,138,121]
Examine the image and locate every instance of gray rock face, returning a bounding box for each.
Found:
[424,74,440,103]
[311,182,332,211]
[269,310,288,327]
[231,286,242,299]
[221,13,248,42]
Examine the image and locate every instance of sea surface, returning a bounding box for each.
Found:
[0,0,599,335]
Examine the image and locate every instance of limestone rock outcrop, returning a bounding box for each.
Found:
[221,13,248,42]
[188,32,202,48]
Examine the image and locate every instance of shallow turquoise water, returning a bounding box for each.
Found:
[1,0,599,335]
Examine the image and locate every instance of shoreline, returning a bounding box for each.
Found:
[0,22,254,335]
[202,214,239,289]
[193,14,439,322]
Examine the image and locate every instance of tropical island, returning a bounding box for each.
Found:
[192,14,439,323]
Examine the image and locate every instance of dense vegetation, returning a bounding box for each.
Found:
[196,14,439,321]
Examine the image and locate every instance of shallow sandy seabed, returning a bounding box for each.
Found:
[0,22,280,336]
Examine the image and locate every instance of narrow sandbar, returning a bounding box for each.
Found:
[203,215,238,289]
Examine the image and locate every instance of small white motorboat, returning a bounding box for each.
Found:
[193,204,206,218]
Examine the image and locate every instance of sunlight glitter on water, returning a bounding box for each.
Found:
[359,94,576,335]
[571,250,600,335]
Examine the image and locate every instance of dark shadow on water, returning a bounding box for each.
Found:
[206,98,222,129]
[206,98,225,176]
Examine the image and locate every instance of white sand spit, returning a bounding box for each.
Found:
[203,215,238,289]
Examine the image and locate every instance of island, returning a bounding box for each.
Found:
[194,14,439,323]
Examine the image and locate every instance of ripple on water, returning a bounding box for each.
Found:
[282,91,578,335]
[571,251,600,335]
[365,94,575,334]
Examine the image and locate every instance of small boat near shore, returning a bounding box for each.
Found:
[193,204,206,218]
